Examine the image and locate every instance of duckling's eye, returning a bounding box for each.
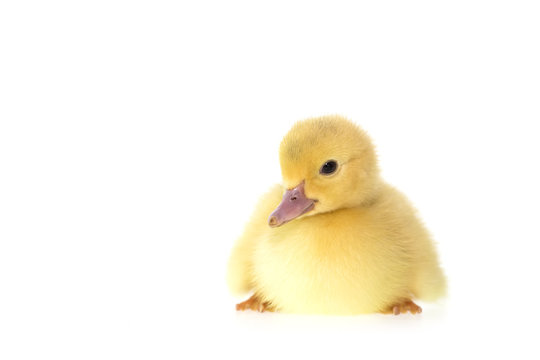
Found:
[320,160,338,175]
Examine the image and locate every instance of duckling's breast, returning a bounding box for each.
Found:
[252,209,410,314]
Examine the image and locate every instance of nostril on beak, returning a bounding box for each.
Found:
[290,196,297,201]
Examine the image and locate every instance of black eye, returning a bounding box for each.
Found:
[320,160,338,175]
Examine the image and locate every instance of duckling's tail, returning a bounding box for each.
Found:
[413,263,447,302]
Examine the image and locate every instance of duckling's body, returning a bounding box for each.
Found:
[227,115,446,315]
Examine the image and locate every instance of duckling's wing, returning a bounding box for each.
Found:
[226,184,282,295]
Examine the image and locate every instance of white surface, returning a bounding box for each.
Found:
[1,1,539,359]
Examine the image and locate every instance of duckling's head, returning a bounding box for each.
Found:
[269,115,380,227]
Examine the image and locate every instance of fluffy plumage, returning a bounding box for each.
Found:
[227,115,446,314]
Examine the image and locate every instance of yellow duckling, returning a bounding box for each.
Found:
[227,115,446,315]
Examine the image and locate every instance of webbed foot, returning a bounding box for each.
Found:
[384,300,422,315]
[236,294,274,312]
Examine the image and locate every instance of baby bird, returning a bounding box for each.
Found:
[227,115,446,315]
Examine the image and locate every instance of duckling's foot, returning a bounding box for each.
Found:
[236,294,273,313]
[384,300,422,315]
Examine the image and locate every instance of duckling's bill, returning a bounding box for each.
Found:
[268,181,315,227]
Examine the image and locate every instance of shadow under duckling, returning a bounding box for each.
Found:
[227,115,446,315]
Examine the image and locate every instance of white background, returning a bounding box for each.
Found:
[1,1,539,359]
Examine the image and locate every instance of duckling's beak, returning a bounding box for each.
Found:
[268,181,315,227]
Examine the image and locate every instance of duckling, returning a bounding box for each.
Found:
[226,115,446,315]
